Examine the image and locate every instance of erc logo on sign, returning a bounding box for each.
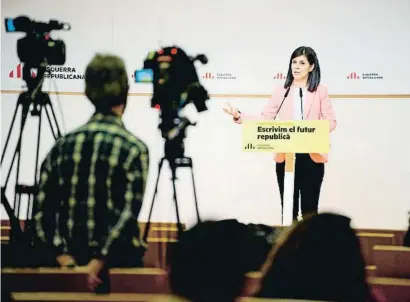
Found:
[9,63,36,78]
[202,72,236,80]
[8,63,84,80]
[347,72,383,80]
[273,72,286,80]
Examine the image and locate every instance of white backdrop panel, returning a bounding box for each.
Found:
[1,0,410,229]
[1,93,409,229]
[1,0,410,94]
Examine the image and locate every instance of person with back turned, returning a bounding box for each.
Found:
[32,53,149,290]
[224,46,337,222]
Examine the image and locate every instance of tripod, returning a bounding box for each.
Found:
[1,64,62,246]
[142,152,201,243]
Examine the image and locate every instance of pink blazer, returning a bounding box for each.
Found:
[235,84,337,163]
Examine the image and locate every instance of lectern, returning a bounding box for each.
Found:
[242,120,330,226]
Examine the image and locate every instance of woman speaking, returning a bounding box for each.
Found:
[224,46,337,221]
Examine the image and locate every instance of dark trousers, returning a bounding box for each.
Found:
[276,154,325,222]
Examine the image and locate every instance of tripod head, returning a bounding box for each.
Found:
[163,116,196,161]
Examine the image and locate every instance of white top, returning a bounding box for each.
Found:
[293,86,307,120]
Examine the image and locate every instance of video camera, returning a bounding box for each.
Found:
[135,46,210,159]
[2,16,70,254]
[136,47,209,237]
[5,16,70,67]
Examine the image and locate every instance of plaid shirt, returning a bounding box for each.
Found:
[33,112,149,260]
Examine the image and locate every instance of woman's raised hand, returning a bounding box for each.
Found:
[223,102,240,119]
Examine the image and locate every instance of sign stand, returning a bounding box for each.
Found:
[283,153,296,225]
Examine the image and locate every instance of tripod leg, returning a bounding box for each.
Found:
[142,158,165,243]
[1,101,20,165]
[44,99,62,139]
[170,164,183,238]
[1,190,24,243]
[1,95,31,243]
[12,103,32,220]
[24,105,43,234]
[33,105,43,189]
[3,101,31,189]
[12,192,22,241]
[43,104,58,140]
[189,161,201,223]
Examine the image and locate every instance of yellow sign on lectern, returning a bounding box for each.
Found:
[242,120,330,153]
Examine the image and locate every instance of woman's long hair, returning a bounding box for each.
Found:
[284,46,321,92]
[258,213,375,302]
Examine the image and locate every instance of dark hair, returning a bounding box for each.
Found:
[169,220,257,302]
[85,53,129,113]
[258,213,375,302]
[284,46,321,92]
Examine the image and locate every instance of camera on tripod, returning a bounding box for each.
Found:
[5,15,70,67]
[1,16,70,254]
[135,46,209,158]
[136,46,209,113]
[135,46,209,240]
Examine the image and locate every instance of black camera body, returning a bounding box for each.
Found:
[16,34,66,66]
[145,47,208,111]
[136,46,209,115]
[5,16,70,66]
[135,46,210,159]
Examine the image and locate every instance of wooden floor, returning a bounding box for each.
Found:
[4,270,410,302]
[1,220,406,268]
[2,220,409,302]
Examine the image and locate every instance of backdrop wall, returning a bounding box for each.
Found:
[1,0,410,230]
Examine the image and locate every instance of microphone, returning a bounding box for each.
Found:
[274,87,291,120]
[299,87,304,119]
